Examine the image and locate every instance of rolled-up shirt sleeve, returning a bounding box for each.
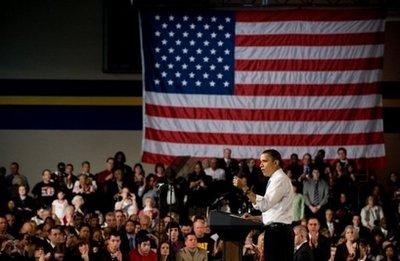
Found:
[253,178,286,213]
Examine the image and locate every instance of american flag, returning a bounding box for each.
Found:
[140,9,386,169]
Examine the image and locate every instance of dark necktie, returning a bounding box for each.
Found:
[313,181,320,205]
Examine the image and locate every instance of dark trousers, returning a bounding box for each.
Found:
[264,223,294,261]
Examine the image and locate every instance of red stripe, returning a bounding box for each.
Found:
[236,9,385,22]
[142,152,386,170]
[235,58,383,72]
[145,128,384,147]
[234,83,380,96]
[146,104,382,121]
[235,33,384,47]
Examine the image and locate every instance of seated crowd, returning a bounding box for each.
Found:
[0,148,399,261]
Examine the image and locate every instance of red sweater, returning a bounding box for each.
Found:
[129,249,157,261]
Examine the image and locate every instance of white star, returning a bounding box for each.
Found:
[155,63,160,68]
[189,40,195,46]
[189,72,195,78]
[176,23,182,29]
[168,80,173,85]
[182,48,188,54]
[175,40,181,45]
[217,41,223,46]
[161,55,167,61]
[196,49,202,54]
[211,32,217,38]
[218,24,224,30]
[195,80,201,86]
[203,73,209,79]
[168,48,174,53]
[211,16,217,22]
[167,63,174,69]
[183,16,189,21]
[210,64,216,70]
[203,40,210,46]
[182,80,187,86]
[225,17,231,23]
[168,31,175,37]
[189,56,195,62]
[183,32,189,37]
[196,64,202,70]
[217,57,223,63]
[210,81,216,87]
[197,32,203,38]
[155,31,161,37]
[190,23,196,29]
[154,79,160,85]
[224,65,230,71]
[224,49,230,55]
[203,57,209,62]
[217,73,223,79]
[162,23,168,29]
[175,72,181,78]
[223,81,229,87]
[161,39,168,45]
[169,15,174,21]
[175,56,181,61]
[225,33,231,38]
[197,16,203,21]
[204,24,210,30]
[155,15,160,20]
[155,47,160,53]
[210,49,216,55]
[161,71,167,77]
[182,64,188,69]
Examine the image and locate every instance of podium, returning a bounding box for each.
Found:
[209,210,263,261]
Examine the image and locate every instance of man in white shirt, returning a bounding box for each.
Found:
[205,158,226,181]
[233,149,294,261]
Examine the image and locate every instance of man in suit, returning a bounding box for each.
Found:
[294,225,314,261]
[307,217,331,261]
[321,209,341,244]
[120,220,141,253]
[219,148,239,182]
[176,233,207,261]
[303,168,329,220]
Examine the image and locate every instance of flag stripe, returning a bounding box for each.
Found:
[145,127,384,146]
[234,83,380,96]
[236,20,384,35]
[142,151,386,169]
[235,10,384,22]
[235,45,384,60]
[235,33,385,47]
[146,92,382,110]
[145,116,383,135]
[235,58,383,71]
[235,70,381,84]
[143,139,386,159]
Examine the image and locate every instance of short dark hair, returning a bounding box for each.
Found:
[262,149,283,166]
[337,147,347,154]
[11,162,19,169]
[81,161,90,166]
[166,221,180,231]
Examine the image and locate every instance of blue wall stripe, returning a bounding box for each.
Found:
[0,105,143,130]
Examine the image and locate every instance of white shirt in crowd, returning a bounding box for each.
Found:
[205,167,226,181]
[253,168,294,225]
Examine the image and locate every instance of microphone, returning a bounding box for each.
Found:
[211,192,229,208]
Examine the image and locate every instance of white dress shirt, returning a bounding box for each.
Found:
[253,168,294,225]
[205,167,226,181]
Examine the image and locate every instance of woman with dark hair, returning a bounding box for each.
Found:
[158,241,171,261]
[154,162,167,185]
[187,161,211,218]
[114,151,133,178]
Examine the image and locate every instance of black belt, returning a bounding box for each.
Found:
[266,222,291,228]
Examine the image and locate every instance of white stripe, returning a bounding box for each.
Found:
[235,20,385,35]
[145,92,382,110]
[145,116,383,135]
[143,140,385,159]
[235,70,381,85]
[235,45,384,60]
